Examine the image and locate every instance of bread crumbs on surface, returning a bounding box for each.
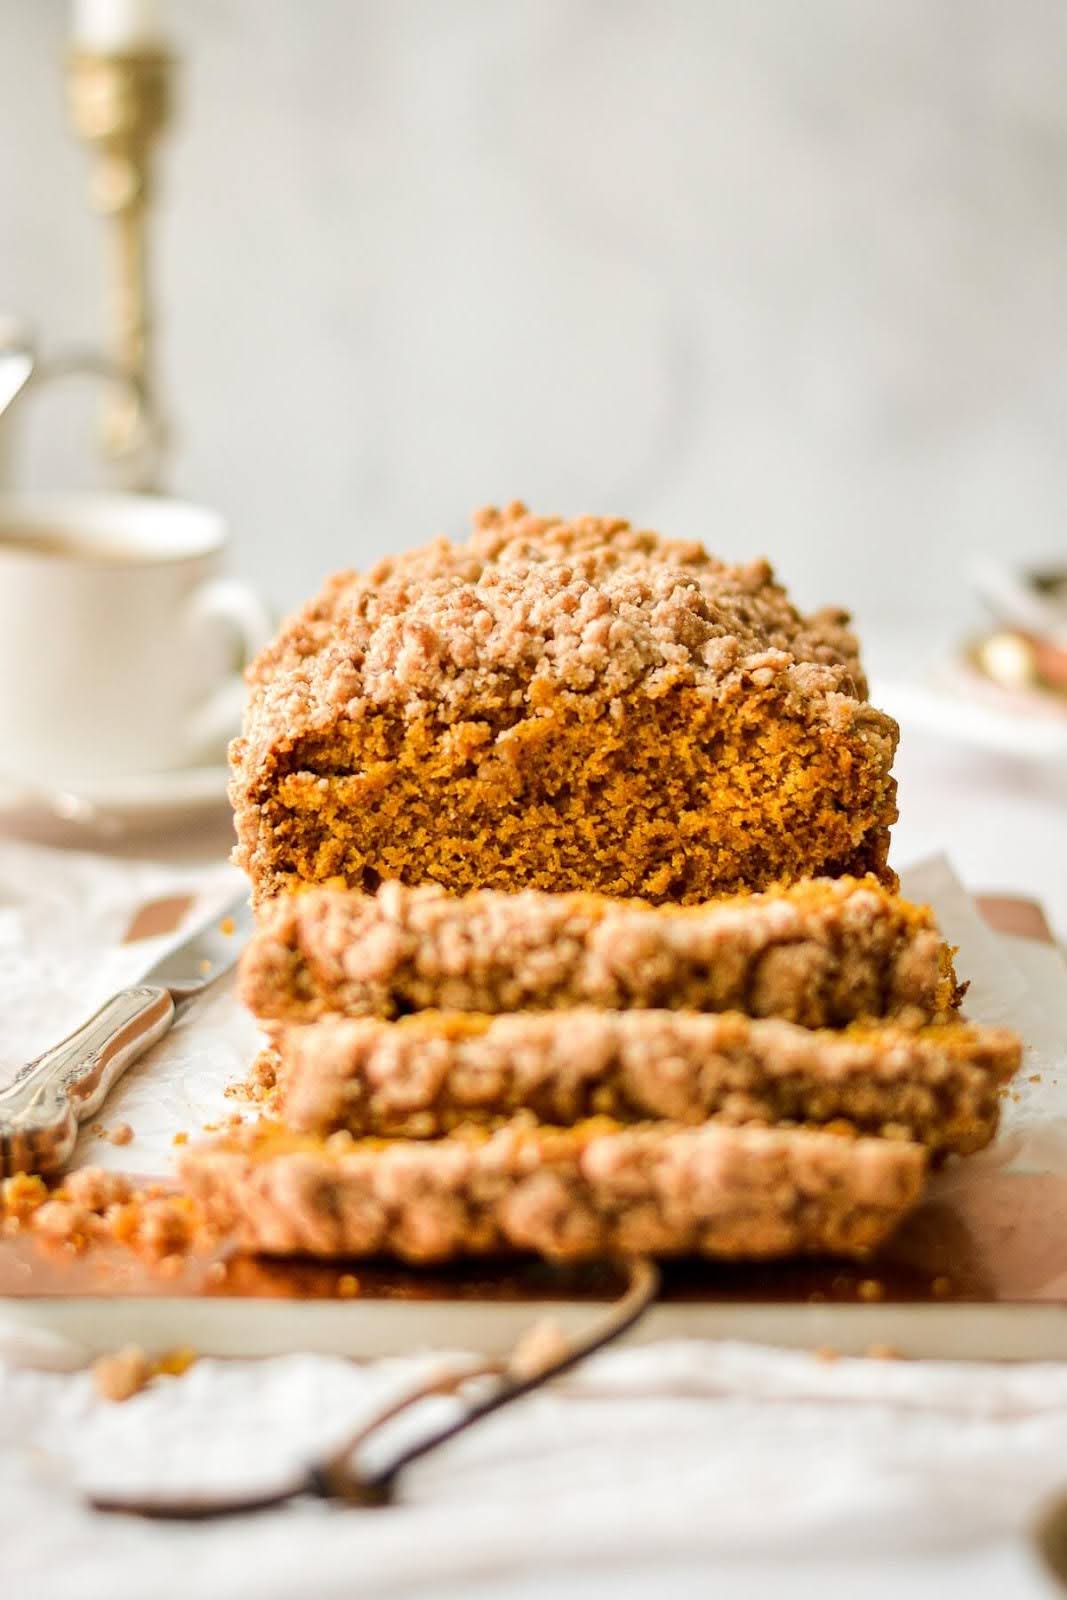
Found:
[865,1343,901,1361]
[857,1278,885,1302]
[172,1131,188,1146]
[107,1123,134,1147]
[92,1343,198,1403]
[814,1346,840,1363]
[336,1273,359,1298]
[220,916,236,936]
[202,1113,245,1134]
[0,1165,215,1265]
[156,1345,197,1378]
[225,1049,278,1107]
[1,1172,49,1223]
[92,1344,151,1402]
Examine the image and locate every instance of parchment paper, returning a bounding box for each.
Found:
[0,840,1061,1186]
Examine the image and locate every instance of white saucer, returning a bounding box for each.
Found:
[0,762,232,843]
[876,666,1067,764]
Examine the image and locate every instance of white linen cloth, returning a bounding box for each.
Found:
[0,837,1065,1600]
[4,1339,1067,1600]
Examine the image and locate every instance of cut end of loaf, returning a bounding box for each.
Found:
[229,506,898,904]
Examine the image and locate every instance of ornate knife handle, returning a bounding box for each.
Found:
[0,986,174,1178]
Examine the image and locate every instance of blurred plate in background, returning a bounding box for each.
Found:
[0,763,231,845]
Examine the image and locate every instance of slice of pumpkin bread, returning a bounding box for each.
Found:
[230,503,898,905]
[181,1118,925,1263]
[268,1010,1017,1157]
[240,877,961,1028]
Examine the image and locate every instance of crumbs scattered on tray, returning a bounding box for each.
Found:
[87,1122,134,1145]
[202,1113,245,1134]
[219,916,236,936]
[1,1168,215,1266]
[225,1049,278,1108]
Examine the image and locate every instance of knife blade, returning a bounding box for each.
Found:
[0,887,253,1178]
[139,890,256,1011]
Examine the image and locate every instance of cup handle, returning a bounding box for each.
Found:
[184,577,274,761]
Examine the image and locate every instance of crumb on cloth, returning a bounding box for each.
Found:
[92,1344,197,1403]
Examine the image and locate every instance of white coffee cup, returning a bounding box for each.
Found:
[0,492,272,783]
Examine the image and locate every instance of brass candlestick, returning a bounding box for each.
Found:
[66,47,174,488]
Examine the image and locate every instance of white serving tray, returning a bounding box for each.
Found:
[4,887,1065,1365]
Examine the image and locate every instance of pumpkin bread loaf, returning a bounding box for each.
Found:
[230,504,899,905]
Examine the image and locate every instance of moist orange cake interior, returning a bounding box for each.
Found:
[265,682,894,902]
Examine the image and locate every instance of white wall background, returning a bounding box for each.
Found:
[2,0,1065,647]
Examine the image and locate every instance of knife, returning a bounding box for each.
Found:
[0,888,254,1179]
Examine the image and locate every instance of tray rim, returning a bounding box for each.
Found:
[6,1293,1067,1364]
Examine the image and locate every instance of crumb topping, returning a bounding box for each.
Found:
[241,876,960,1028]
[234,503,880,775]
